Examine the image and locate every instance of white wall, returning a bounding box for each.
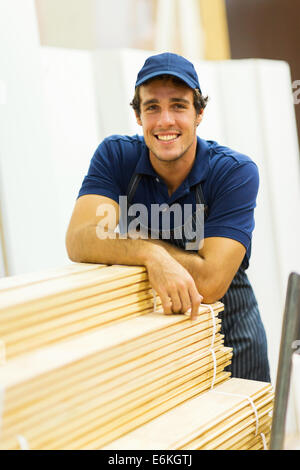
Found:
[36,0,96,49]
[0,1,102,275]
[40,47,101,254]
[0,0,62,275]
[214,59,300,383]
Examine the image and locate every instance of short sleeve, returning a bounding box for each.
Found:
[204,162,259,251]
[77,139,122,203]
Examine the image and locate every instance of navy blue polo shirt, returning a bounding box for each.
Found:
[78,134,259,269]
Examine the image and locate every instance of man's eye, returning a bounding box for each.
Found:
[174,103,186,109]
[146,105,158,111]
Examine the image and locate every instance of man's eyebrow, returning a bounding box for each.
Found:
[142,99,159,107]
[142,97,190,107]
[169,97,190,104]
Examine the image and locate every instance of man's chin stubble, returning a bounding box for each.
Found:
[151,140,194,164]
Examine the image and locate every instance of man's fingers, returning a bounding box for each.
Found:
[169,290,182,313]
[160,293,173,315]
[189,286,203,320]
[179,289,192,314]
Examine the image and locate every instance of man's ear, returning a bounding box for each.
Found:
[196,109,204,127]
[135,111,142,126]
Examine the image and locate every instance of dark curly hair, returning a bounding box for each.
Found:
[130,74,208,117]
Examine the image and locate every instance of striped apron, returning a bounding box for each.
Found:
[124,174,271,382]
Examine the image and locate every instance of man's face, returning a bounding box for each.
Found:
[136,78,203,164]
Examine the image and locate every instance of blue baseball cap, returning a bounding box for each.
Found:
[135,52,201,92]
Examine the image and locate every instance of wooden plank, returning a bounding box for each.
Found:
[245,432,271,451]
[0,277,150,333]
[3,341,227,434]
[0,306,223,388]
[90,373,231,451]
[4,289,155,343]
[0,279,151,338]
[46,367,231,451]
[0,369,231,450]
[0,265,146,312]
[186,391,273,449]
[185,402,273,449]
[103,378,273,450]
[0,262,105,291]
[2,350,231,445]
[3,329,224,418]
[221,417,272,450]
[5,298,156,358]
[0,270,151,324]
[4,316,221,402]
[4,324,222,413]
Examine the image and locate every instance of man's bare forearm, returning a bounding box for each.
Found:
[68,224,197,269]
[66,224,218,301]
[66,223,204,317]
[66,224,168,267]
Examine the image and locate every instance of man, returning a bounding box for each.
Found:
[66,52,270,382]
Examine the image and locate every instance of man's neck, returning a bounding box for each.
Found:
[149,140,197,196]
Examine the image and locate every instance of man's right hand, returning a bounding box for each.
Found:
[144,245,203,321]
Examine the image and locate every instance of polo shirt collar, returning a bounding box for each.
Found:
[187,137,211,187]
[134,141,157,177]
[134,136,211,185]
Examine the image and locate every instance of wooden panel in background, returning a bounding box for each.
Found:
[199,0,231,60]
[225,0,300,143]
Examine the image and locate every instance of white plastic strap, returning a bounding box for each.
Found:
[201,304,217,349]
[260,432,267,450]
[209,348,217,390]
[212,391,259,436]
[152,288,157,312]
[0,340,6,365]
[17,434,30,450]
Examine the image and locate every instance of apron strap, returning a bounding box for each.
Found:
[127,173,142,205]
[195,183,209,218]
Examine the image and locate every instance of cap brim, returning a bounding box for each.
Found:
[135,70,198,90]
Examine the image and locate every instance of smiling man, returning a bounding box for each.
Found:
[66,52,270,382]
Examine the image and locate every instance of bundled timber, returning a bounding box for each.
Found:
[0,262,273,450]
[103,378,274,451]
[0,294,229,450]
[0,264,164,359]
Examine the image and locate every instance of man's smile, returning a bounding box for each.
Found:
[154,132,181,143]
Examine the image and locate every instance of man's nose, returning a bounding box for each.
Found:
[157,109,175,127]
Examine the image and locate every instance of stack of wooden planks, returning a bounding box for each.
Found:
[0,263,232,450]
[0,263,273,450]
[0,263,162,360]
[103,378,274,450]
